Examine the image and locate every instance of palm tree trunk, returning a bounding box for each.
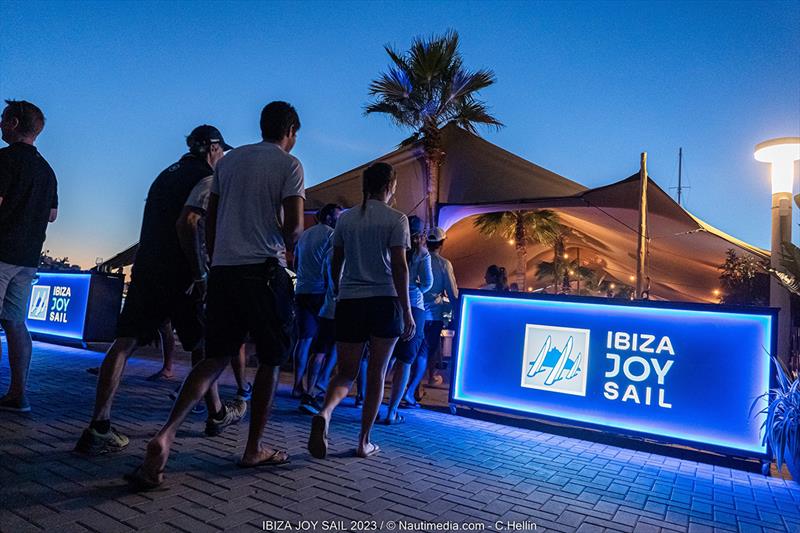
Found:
[553,237,564,294]
[515,216,526,290]
[423,124,444,228]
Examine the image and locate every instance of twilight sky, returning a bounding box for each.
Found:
[1,0,798,268]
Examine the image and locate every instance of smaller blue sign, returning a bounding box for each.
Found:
[25,273,91,340]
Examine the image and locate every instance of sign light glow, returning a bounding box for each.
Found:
[25,273,91,340]
[452,291,774,457]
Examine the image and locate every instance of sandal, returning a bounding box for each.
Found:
[308,415,329,459]
[124,465,166,492]
[237,449,290,468]
[399,399,420,409]
[382,413,405,425]
[356,442,380,458]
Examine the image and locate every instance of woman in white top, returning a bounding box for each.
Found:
[308,162,414,459]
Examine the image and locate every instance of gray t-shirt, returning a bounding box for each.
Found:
[295,223,333,294]
[318,250,336,320]
[333,200,410,300]
[211,142,305,267]
[184,175,213,212]
[423,253,459,321]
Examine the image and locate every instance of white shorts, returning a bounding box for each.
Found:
[0,261,37,322]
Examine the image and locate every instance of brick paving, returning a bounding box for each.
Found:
[1,340,799,533]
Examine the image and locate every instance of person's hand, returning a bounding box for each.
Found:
[401,308,416,341]
[188,273,208,302]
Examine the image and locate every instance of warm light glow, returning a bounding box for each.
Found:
[713,289,721,296]
[508,239,515,245]
[754,137,800,195]
[569,270,575,275]
[629,275,635,282]
[527,287,533,292]
[563,253,569,259]
[610,283,616,289]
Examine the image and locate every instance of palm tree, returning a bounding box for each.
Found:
[365,30,502,226]
[535,258,601,295]
[474,210,561,289]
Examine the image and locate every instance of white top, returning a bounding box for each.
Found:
[211,142,305,267]
[423,253,459,321]
[408,249,433,310]
[184,175,214,212]
[295,223,333,294]
[333,200,410,300]
[318,250,337,320]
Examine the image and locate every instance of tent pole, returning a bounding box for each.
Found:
[636,152,648,299]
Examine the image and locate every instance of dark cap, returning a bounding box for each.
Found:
[187,125,233,153]
[408,215,424,235]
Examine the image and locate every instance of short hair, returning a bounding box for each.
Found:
[317,203,342,223]
[428,240,444,252]
[3,99,45,136]
[260,101,300,142]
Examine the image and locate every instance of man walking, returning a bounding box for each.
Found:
[75,125,236,455]
[0,100,58,413]
[293,203,341,414]
[128,101,304,489]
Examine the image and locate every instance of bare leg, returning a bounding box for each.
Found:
[92,337,139,421]
[231,344,248,391]
[292,337,314,396]
[358,336,398,456]
[158,321,175,377]
[406,350,427,404]
[385,361,412,422]
[355,356,368,404]
[0,320,33,401]
[318,342,365,420]
[306,352,325,394]
[240,363,282,464]
[190,346,222,414]
[315,346,337,395]
[139,356,230,480]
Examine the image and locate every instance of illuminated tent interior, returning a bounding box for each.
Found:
[307,123,767,303]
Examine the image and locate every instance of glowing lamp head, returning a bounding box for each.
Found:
[754,137,800,195]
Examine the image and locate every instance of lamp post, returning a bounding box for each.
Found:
[754,137,800,362]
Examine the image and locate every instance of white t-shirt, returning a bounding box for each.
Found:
[333,200,410,300]
[423,253,459,321]
[185,175,213,212]
[318,250,337,320]
[295,223,333,294]
[211,142,305,267]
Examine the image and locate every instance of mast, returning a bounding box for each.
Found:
[677,147,683,205]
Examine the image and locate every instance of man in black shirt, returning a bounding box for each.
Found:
[75,125,243,456]
[0,100,58,413]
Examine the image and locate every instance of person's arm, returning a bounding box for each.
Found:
[49,208,58,222]
[205,193,219,261]
[391,246,415,341]
[50,177,58,222]
[331,245,344,295]
[417,253,434,294]
[176,206,206,281]
[445,261,459,300]
[281,196,304,253]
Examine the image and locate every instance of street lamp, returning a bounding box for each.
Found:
[754,137,800,362]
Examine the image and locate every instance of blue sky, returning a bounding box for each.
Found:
[1,0,798,268]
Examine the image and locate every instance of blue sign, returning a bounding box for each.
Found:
[452,291,774,457]
[25,273,91,340]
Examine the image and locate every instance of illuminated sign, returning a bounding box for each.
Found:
[25,273,91,340]
[452,291,774,458]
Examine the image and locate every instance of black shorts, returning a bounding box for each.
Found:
[311,317,336,354]
[205,260,296,366]
[295,293,324,339]
[335,297,403,343]
[393,307,426,364]
[116,270,203,350]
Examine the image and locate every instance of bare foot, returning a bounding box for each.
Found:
[146,369,174,381]
[140,437,169,483]
[239,448,290,467]
[356,442,380,458]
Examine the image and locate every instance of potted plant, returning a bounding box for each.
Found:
[753,357,800,480]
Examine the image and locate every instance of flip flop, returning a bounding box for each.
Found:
[399,400,420,409]
[308,415,328,459]
[145,370,173,382]
[356,443,380,458]
[237,449,290,468]
[123,465,166,492]
[382,414,405,425]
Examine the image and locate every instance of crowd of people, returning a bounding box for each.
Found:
[0,99,460,490]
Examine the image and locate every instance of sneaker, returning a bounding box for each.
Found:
[192,403,207,415]
[74,427,129,455]
[204,400,246,437]
[299,394,322,415]
[0,396,31,413]
[236,382,253,402]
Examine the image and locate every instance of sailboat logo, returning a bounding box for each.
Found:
[521,324,590,396]
[27,285,51,321]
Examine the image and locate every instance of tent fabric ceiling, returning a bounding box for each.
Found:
[306,124,766,304]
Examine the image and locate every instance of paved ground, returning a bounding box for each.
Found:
[1,341,799,533]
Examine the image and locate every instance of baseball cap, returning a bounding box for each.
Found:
[408,216,424,236]
[427,227,447,242]
[187,125,233,152]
